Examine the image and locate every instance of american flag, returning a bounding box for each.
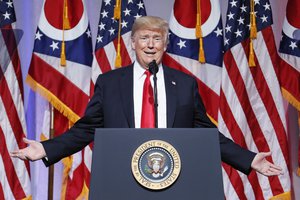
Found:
[278,0,300,176]
[26,0,93,199]
[0,0,31,199]
[91,0,147,91]
[88,1,146,196]
[164,0,223,123]
[87,1,146,197]
[219,0,291,199]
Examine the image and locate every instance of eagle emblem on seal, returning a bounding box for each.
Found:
[145,152,169,178]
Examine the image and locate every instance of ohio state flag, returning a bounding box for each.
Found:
[26,0,93,199]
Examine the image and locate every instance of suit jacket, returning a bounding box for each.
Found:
[42,64,256,174]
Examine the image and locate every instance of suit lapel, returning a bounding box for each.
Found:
[119,65,135,128]
[163,66,177,128]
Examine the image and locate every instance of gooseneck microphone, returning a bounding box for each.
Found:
[148,60,159,128]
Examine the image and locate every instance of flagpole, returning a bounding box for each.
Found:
[48,104,55,200]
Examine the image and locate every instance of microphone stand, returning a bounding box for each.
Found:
[148,60,159,128]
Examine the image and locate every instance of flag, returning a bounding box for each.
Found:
[278,0,300,111]
[164,0,223,123]
[219,0,291,199]
[278,0,300,176]
[298,112,300,178]
[0,0,31,199]
[88,1,146,197]
[26,0,93,199]
[91,0,147,92]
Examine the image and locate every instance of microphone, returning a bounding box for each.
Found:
[148,60,158,128]
[148,60,159,74]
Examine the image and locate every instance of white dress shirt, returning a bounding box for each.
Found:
[133,62,167,128]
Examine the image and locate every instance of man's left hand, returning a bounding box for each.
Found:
[251,152,283,176]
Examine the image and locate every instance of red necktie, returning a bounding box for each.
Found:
[141,70,155,128]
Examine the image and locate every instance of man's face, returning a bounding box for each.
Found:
[131,29,167,69]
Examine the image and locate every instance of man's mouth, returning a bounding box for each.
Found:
[144,51,156,55]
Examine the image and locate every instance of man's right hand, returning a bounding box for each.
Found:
[10,138,46,161]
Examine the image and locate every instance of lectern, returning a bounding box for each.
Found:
[89,128,224,200]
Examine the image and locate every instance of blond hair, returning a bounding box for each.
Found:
[131,16,169,42]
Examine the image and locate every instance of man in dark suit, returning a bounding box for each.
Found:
[12,16,282,176]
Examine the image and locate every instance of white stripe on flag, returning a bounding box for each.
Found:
[231,43,289,178]
[0,97,31,196]
[91,56,102,84]
[122,32,135,62]
[280,53,300,72]
[103,42,117,70]
[4,62,27,133]
[255,32,287,128]
[84,145,92,172]
[69,151,82,179]
[221,167,241,200]
[218,114,258,199]
[166,53,222,95]
[0,156,15,200]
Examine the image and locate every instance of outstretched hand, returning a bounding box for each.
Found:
[10,138,46,161]
[251,152,283,176]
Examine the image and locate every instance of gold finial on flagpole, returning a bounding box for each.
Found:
[114,0,121,20]
[114,0,122,68]
[249,0,257,67]
[60,0,70,66]
[196,0,205,63]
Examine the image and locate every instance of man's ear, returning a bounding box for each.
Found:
[164,44,167,51]
[131,38,136,50]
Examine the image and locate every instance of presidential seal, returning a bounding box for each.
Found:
[131,140,181,190]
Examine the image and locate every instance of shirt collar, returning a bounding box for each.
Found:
[133,61,163,79]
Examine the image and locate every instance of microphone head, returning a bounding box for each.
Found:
[148,60,159,74]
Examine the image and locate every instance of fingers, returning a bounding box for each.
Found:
[10,150,18,157]
[260,151,272,158]
[10,138,31,160]
[269,163,282,171]
[264,167,282,176]
[259,162,284,176]
[10,150,28,161]
[23,137,33,144]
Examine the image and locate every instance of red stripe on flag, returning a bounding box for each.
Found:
[224,50,270,151]
[28,54,89,116]
[224,50,284,195]
[120,37,132,66]
[0,27,24,99]
[279,58,300,103]
[83,162,91,188]
[220,90,264,199]
[0,181,4,200]
[0,127,26,199]
[263,26,300,109]
[95,48,113,73]
[84,145,93,189]
[0,75,26,151]
[54,109,69,137]
[65,160,85,199]
[163,54,219,121]
[243,33,289,165]
[219,90,247,148]
[89,80,95,98]
[222,163,247,200]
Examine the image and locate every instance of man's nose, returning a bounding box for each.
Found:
[147,38,154,48]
